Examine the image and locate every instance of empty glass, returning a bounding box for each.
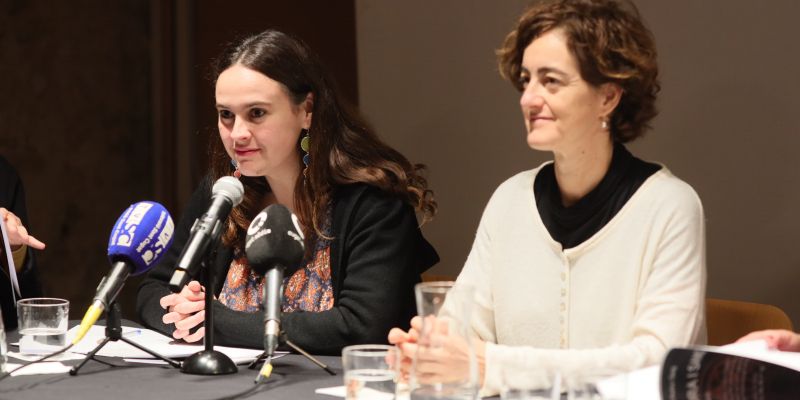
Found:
[410,281,478,400]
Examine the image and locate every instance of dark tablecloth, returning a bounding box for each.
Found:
[1,325,344,400]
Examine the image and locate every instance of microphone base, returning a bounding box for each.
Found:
[181,350,238,375]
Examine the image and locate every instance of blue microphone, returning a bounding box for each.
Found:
[73,201,175,344]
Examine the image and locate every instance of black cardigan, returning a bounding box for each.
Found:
[1,155,43,331]
[137,179,439,355]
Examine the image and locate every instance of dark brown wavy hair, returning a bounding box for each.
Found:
[498,0,660,143]
[209,30,436,257]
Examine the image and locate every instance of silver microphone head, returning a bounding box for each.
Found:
[212,176,245,207]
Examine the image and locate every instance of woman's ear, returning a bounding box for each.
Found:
[598,82,622,117]
[302,92,314,129]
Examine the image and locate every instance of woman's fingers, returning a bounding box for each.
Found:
[180,284,205,302]
[183,327,206,343]
[173,299,205,314]
[162,310,187,325]
[1,209,46,250]
[160,293,185,309]
[186,280,205,294]
[25,234,46,250]
[174,310,205,331]
[388,328,410,344]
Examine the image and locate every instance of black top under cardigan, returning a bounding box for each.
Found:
[137,179,439,355]
[534,144,661,249]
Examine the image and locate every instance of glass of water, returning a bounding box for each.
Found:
[565,369,628,400]
[16,298,69,355]
[0,308,7,373]
[342,344,399,400]
[500,367,562,400]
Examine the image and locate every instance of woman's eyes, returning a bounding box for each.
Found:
[518,75,561,89]
[542,76,561,87]
[218,108,267,120]
[249,108,267,119]
[518,75,531,88]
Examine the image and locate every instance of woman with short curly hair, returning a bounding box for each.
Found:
[390,0,706,393]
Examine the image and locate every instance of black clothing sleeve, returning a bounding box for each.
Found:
[1,155,43,330]
[137,180,438,355]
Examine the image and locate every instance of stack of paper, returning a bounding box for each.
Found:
[67,325,278,364]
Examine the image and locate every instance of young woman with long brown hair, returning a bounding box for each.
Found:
[137,30,438,355]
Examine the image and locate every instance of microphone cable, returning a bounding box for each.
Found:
[0,343,75,382]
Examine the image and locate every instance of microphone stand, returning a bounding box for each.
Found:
[70,302,181,375]
[180,251,238,375]
[248,265,335,378]
[247,334,336,376]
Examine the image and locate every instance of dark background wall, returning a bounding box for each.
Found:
[0,0,152,320]
[0,0,357,321]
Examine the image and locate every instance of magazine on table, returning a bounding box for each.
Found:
[660,342,800,400]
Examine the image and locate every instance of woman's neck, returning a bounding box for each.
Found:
[552,137,614,207]
[263,167,300,213]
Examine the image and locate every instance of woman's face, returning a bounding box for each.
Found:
[519,28,617,154]
[216,64,312,179]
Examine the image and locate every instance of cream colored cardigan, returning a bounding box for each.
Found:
[451,164,706,395]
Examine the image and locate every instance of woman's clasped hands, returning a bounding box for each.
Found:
[388,315,486,387]
[160,280,206,342]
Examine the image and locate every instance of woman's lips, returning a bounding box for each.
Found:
[529,116,553,128]
[234,148,259,157]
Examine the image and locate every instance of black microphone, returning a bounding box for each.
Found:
[169,177,244,292]
[245,204,305,362]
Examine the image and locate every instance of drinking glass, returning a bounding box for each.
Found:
[343,344,400,400]
[16,298,69,355]
[500,368,562,400]
[565,370,628,400]
[410,281,478,400]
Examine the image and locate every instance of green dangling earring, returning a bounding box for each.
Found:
[300,129,310,178]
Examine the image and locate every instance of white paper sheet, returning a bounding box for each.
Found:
[7,350,86,362]
[4,361,72,376]
[0,215,21,299]
[315,386,402,400]
[67,325,276,362]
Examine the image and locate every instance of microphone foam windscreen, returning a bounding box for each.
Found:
[213,176,245,207]
[245,204,305,276]
[107,201,175,275]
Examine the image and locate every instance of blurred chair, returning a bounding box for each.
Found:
[706,298,794,346]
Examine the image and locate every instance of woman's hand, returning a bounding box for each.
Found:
[159,280,206,342]
[388,316,486,386]
[0,207,46,250]
[736,329,800,352]
[388,316,422,382]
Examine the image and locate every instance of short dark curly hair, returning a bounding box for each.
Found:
[497,0,660,143]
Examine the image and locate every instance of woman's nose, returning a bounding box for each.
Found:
[520,85,545,111]
[230,118,250,140]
